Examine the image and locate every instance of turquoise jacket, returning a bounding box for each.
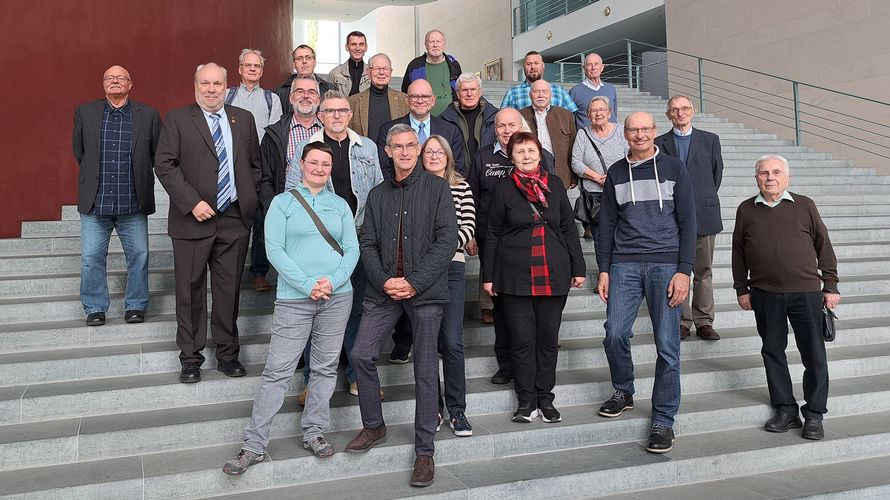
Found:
[264,184,360,299]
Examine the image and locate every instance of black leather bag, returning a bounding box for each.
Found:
[822,307,838,342]
[573,190,600,224]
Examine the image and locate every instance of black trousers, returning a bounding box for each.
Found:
[750,288,829,420]
[501,293,568,405]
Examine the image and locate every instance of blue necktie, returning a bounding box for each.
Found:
[210,114,232,213]
[418,122,427,144]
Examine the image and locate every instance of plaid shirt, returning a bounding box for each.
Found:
[93,101,138,215]
[529,214,552,296]
[287,116,322,168]
[500,80,579,113]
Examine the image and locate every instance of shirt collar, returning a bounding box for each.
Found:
[409,114,430,130]
[583,78,603,91]
[493,141,506,155]
[534,105,550,115]
[239,82,261,93]
[105,100,131,113]
[201,106,227,122]
[291,116,322,130]
[672,127,693,137]
[755,190,795,207]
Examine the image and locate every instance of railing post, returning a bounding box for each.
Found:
[558,62,564,83]
[635,65,641,90]
[626,40,633,88]
[697,58,705,113]
[793,81,801,146]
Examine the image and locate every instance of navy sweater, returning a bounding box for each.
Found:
[596,149,697,275]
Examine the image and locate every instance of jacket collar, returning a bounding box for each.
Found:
[308,127,366,148]
[390,163,422,187]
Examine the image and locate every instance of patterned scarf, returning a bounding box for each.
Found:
[511,166,551,208]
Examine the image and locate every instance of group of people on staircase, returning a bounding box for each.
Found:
[71,31,840,489]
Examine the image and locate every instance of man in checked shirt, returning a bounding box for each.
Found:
[73,65,161,327]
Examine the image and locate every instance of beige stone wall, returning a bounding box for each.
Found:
[664,0,890,173]
[375,1,513,84]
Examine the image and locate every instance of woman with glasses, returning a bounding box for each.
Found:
[420,135,476,436]
[482,132,586,423]
[571,96,628,243]
[224,142,359,474]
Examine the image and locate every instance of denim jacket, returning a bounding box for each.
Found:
[285,127,384,227]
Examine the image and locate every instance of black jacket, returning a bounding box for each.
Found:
[360,166,458,305]
[482,173,585,296]
[655,128,724,235]
[258,112,292,215]
[439,99,498,166]
[376,114,467,178]
[276,74,331,115]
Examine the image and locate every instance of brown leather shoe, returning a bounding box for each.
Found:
[297,385,308,406]
[680,325,691,339]
[253,276,272,292]
[345,425,386,453]
[582,227,594,240]
[410,455,435,487]
[696,325,720,340]
[481,309,494,324]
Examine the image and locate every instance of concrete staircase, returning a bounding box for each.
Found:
[2,84,890,499]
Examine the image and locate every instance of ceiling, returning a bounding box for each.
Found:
[541,5,666,62]
[293,0,435,21]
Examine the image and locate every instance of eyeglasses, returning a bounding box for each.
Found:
[389,143,418,152]
[668,106,693,115]
[590,108,610,115]
[303,160,332,169]
[319,108,350,116]
[408,94,433,102]
[103,76,131,83]
[369,66,392,73]
[423,150,446,158]
[292,88,319,96]
[240,63,262,69]
[293,55,315,62]
[625,127,656,135]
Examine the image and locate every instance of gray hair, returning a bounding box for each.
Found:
[386,123,418,146]
[666,94,694,111]
[238,48,265,66]
[368,53,392,68]
[424,29,446,43]
[754,154,791,175]
[290,75,320,92]
[320,89,350,108]
[588,95,612,114]
[456,72,483,90]
[195,62,227,83]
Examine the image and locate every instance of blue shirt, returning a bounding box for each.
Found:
[500,80,579,112]
[264,184,360,299]
[409,115,431,141]
[202,107,237,202]
[94,100,138,215]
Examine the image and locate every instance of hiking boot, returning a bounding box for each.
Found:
[222,449,264,476]
[598,390,634,418]
[303,436,335,458]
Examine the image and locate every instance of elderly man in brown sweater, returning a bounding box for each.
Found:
[732,154,840,441]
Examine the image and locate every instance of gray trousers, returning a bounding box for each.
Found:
[682,234,716,329]
[242,293,352,454]
[351,299,444,456]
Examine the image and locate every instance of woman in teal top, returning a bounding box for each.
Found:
[224,142,359,475]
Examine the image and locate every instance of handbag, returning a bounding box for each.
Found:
[289,189,344,256]
[822,307,838,342]
[573,128,606,223]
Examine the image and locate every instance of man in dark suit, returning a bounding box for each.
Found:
[655,95,724,341]
[155,62,262,383]
[73,65,160,327]
[376,79,465,180]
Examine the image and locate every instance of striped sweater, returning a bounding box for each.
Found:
[451,180,476,262]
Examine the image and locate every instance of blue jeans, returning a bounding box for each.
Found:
[302,259,368,384]
[80,212,149,315]
[437,261,467,417]
[242,293,352,453]
[602,262,681,427]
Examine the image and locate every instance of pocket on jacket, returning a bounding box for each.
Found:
[705,196,719,207]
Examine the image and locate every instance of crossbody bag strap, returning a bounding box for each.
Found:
[289,189,344,256]
[582,128,608,171]
[527,201,568,251]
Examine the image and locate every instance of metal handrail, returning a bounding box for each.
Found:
[512,0,600,36]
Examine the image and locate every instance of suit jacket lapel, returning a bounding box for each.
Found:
[191,104,216,155]
[130,103,142,153]
[92,100,104,155]
[661,132,677,157]
[227,106,239,164]
[687,128,703,165]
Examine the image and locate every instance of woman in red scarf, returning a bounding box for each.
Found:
[482,132,586,423]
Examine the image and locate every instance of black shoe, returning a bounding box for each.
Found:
[490,368,513,385]
[389,346,410,364]
[124,310,145,324]
[179,364,201,383]
[86,312,106,326]
[764,411,802,433]
[538,402,562,423]
[512,401,537,423]
[217,359,246,377]
[598,390,634,418]
[646,423,675,454]
[679,325,690,339]
[802,418,824,440]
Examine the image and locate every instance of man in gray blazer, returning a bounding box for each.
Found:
[73,65,160,327]
[655,95,724,341]
[155,62,262,383]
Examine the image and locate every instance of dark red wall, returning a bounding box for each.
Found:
[0,0,293,237]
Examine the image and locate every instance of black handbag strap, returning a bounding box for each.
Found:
[582,128,608,171]
[527,201,568,251]
[289,189,344,256]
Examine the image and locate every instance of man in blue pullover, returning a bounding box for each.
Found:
[594,112,697,454]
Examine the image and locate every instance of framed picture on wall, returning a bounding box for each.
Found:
[484,58,502,81]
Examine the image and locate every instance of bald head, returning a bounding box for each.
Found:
[623,112,657,159]
[584,53,604,82]
[407,79,435,120]
[495,108,523,148]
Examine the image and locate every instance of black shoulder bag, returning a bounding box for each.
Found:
[289,189,344,256]
[573,128,604,224]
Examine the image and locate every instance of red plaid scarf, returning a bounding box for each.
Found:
[511,166,551,208]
